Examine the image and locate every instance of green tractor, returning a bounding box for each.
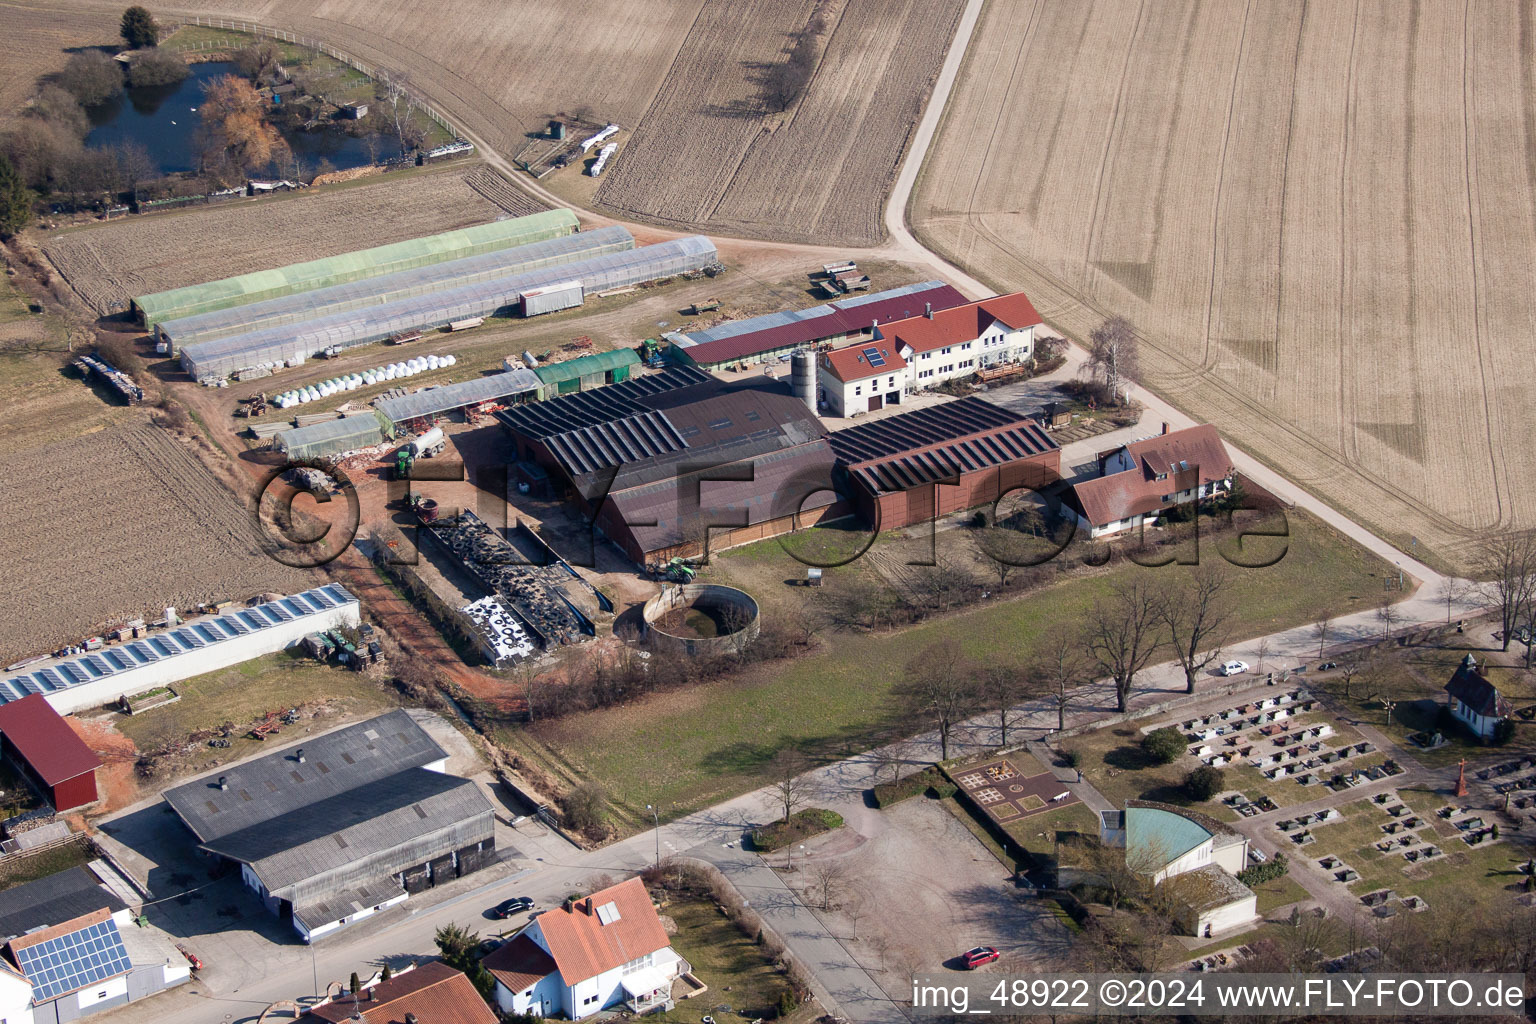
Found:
[394,448,415,480]
[663,557,696,583]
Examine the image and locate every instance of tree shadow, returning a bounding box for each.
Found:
[1103,745,1157,771]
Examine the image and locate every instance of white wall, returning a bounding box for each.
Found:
[902,323,1033,390]
[72,974,129,1010]
[818,366,907,418]
[1153,838,1214,885]
[496,971,564,1017]
[0,969,35,1024]
[32,602,359,716]
[1195,894,1258,937]
[1212,840,1249,876]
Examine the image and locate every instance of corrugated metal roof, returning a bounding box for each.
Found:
[675,282,968,367]
[531,347,640,385]
[136,211,578,327]
[179,238,717,378]
[160,226,634,348]
[542,413,687,476]
[495,366,712,440]
[0,585,357,706]
[0,695,99,785]
[850,427,1058,495]
[275,413,389,457]
[375,368,541,424]
[827,397,1037,463]
[200,767,492,894]
[163,708,446,843]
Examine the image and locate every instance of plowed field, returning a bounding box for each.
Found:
[42,166,509,315]
[595,0,964,245]
[912,0,1536,572]
[0,419,316,662]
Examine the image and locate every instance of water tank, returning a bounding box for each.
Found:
[791,349,816,412]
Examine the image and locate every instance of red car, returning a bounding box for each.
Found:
[962,946,1000,969]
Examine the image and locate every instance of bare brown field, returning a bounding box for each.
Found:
[595,0,963,245]
[41,166,510,314]
[0,418,316,663]
[912,0,1535,573]
[0,2,120,125]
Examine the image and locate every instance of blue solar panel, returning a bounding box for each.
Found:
[862,347,885,368]
[14,918,132,1000]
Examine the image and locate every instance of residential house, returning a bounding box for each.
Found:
[1444,654,1512,740]
[483,877,686,1019]
[818,344,908,417]
[1068,424,1234,538]
[299,961,495,1024]
[875,291,1043,390]
[1097,802,1255,937]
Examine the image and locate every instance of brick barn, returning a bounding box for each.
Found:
[827,398,1062,530]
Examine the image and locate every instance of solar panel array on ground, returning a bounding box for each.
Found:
[135,210,578,327]
[13,917,132,1000]
[179,237,718,378]
[0,585,355,705]
[159,226,635,349]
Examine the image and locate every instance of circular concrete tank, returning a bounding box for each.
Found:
[641,583,760,656]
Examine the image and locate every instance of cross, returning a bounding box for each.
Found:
[1456,758,1469,799]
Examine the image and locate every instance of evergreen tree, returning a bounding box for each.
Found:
[120,6,158,49]
[0,155,31,238]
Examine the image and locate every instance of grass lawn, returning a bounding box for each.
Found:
[1299,785,1529,908]
[0,841,92,893]
[115,650,400,753]
[1249,872,1310,915]
[649,899,793,1024]
[1004,802,1101,861]
[514,510,1392,831]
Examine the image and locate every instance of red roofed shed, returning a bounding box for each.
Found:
[0,695,99,812]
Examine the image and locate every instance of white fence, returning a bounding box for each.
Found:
[181,17,461,140]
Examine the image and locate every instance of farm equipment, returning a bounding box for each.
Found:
[248,713,282,741]
[653,556,697,583]
[393,426,447,478]
[175,944,204,972]
[688,298,721,315]
[390,330,424,346]
[637,338,668,368]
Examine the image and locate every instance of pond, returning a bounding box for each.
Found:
[85,61,375,177]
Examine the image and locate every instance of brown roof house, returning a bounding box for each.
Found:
[300,961,496,1024]
[482,876,686,1019]
[1069,424,1234,538]
[1445,654,1512,741]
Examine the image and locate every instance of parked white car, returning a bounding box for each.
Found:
[1220,660,1250,676]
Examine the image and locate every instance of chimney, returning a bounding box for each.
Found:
[924,302,932,319]
[217,776,228,791]
[406,1016,419,1024]
[1161,422,1169,435]
[563,898,574,913]
[583,897,594,915]
[296,748,306,764]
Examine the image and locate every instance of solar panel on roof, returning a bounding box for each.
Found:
[863,347,885,367]
[14,918,132,1000]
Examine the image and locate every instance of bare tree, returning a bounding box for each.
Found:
[1255,636,1271,674]
[1159,567,1234,694]
[1376,595,1401,643]
[894,638,977,761]
[1084,580,1166,713]
[769,747,813,823]
[1480,531,1536,651]
[1312,614,1332,660]
[807,860,845,910]
[1438,577,1468,625]
[1337,654,1362,699]
[1037,633,1087,731]
[1087,316,1140,405]
[979,663,1027,748]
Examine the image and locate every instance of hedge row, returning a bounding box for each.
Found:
[750,808,844,852]
[871,766,956,809]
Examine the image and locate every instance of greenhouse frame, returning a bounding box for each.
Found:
[375,367,541,425]
[134,209,579,328]
[532,348,639,398]
[274,412,391,459]
[158,226,635,350]
[179,237,718,379]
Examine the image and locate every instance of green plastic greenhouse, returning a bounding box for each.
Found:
[134,209,578,327]
[532,348,639,397]
[158,226,634,350]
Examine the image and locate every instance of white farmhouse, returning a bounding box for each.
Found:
[818,343,908,417]
[1069,424,1234,538]
[483,877,687,1019]
[875,292,1042,390]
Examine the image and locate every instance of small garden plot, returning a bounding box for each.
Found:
[948,756,1076,827]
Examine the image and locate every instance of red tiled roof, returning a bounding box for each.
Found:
[0,696,100,786]
[820,344,906,382]
[533,877,671,986]
[679,284,967,366]
[1070,425,1232,528]
[482,934,558,994]
[879,292,1043,355]
[301,962,497,1024]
